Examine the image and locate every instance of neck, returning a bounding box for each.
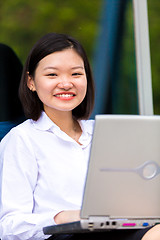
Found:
[44,109,82,142]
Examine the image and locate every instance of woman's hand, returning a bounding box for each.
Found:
[142,225,160,240]
[54,210,80,224]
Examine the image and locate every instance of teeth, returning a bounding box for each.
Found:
[56,94,74,98]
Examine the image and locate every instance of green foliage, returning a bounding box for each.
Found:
[115,0,160,115]
[148,0,160,114]
[0,0,102,63]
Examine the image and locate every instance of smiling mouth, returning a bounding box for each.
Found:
[54,93,76,99]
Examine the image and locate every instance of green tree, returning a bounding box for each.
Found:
[0,0,102,63]
[148,0,160,114]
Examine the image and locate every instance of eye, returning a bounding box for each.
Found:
[72,73,83,76]
[47,73,57,77]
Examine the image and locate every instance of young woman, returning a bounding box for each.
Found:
[0,33,153,240]
[0,33,94,240]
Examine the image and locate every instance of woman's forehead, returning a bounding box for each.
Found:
[36,49,84,70]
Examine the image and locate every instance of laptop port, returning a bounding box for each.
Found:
[100,222,104,227]
[122,223,136,227]
[106,221,110,226]
[88,222,94,230]
[112,221,117,226]
[142,222,149,227]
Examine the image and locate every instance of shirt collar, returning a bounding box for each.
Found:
[79,119,94,135]
[31,111,94,136]
[31,111,59,131]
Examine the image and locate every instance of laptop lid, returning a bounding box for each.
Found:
[81,115,160,220]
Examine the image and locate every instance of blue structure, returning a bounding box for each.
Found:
[0,122,19,141]
[92,0,153,118]
[92,0,128,117]
[92,0,136,118]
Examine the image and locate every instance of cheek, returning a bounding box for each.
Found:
[80,79,87,95]
[34,79,54,93]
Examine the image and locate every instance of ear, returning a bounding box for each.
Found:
[27,72,36,92]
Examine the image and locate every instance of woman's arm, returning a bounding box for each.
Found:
[0,129,54,239]
[54,210,80,224]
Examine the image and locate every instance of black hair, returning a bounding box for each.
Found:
[19,33,95,120]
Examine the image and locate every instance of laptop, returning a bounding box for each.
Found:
[43,114,160,235]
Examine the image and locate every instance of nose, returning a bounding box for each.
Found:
[57,78,73,90]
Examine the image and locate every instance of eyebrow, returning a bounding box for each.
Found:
[43,66,84,71]
[71,66,84,70]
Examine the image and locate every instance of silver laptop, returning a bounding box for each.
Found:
[43,115,160,235]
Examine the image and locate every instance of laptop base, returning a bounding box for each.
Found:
[43,216,160,235]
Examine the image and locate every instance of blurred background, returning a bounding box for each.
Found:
[0,0,159,123]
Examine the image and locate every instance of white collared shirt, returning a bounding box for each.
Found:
[0,112,94,240]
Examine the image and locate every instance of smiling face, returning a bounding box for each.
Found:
[27,48,87,118]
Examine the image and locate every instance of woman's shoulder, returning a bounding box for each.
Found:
[0,119,33,143]
[10,119,33,133]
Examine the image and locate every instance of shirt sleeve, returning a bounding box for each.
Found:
[0,128,56,240]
